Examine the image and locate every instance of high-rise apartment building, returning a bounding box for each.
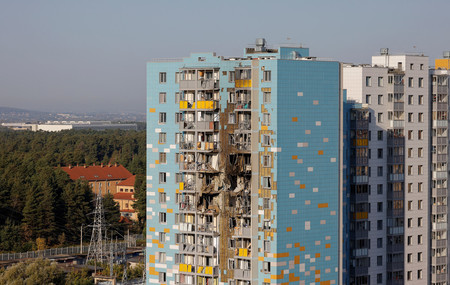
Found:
[146,39,344,285]
[344,50,450,285]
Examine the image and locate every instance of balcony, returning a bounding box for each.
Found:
[179,79,219,90]
[197,223,218,234]
[197,245,216,255]
[393,102,404,111]
[432,239,447,248]
[350,120,369,129]
[179,121,196,131]
[179,243,196,253]
[196,100,218,110]
[179,263,196,273]
[179,180,196,192]
[233,227,252,237]
[179,121,219,132]
[352,175,368,183]
[179,222,195,232]
[179,161,219,172]
[179,202,196,212]
[433,120,448,127]
[390,120,405,128]
[432,137,447,145]
[180,141,195,151]
[434,102,448,111]
[432,273,448,283]
[387,226,404,235]
[433,171,447,179]
[432,256,447,265]
[196,141,219,152]
[237,121,251,131]
[235,101,252,111]
[432,222,447,230]
[387,155,404,164]
[235,248,252,258]
[387,137,404,146]
[388,174,404,182]
[387,243,404,253]
[235,79,252,88]
[234,269,251,280]
[196,266,219,276]
[432,188,447,197]
[432,204,447,214]
[386,261,404,272]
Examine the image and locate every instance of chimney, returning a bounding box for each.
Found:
[69,164,72,169]
[101,163,104,168]
[114,162,117,167]
[84,164,87,168]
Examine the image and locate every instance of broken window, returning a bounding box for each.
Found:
[229,113,236,124]
[228,258,235,269]
[262,177,271,189]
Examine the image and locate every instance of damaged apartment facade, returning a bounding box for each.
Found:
[146,39,344,285]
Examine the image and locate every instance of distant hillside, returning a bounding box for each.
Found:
[0,106,146,123]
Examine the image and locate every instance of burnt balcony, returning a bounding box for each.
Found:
[235,101,252,111]
[197,223,218,234]
[234,269,251,280]
[197,244,216,255]
[179,202,196,212]
[233,226,252,237]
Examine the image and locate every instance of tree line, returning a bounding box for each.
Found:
[0,129,146,252]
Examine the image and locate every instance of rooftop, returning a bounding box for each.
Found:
[118,175,136,187]
[61,164,133,181]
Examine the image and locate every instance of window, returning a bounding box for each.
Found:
[418,235,423,245]
[418,269,423,279]
[159,212,167,223]
[159,192,167,203]
[263,198,270,209]
[377,112,383,123]
[418,252,423,262]
[159,92,167,104]
[418,95,424,105]
[378,94,383,105]
[377,149,383,159]
[418,77,424,88]
[159,72,167,83]
[159,172,167,183]
[229,71,235,82]
[408,112,413,123]
[408,130,413,140]
[263,261,271,273]
[418,217,423,227]
[377,184,383,195]
[377,202,383,212]
[262,177,271,189]
[376,238,383,249]
[159,133,167,144]
[378,77,384,87]
[159,272,166,283]
[388,76,393,84]
[263,92,271,104]
[418,182,423,192]
[263,113,271,126]
[262,135,270,146]
[159,152,167,164]
[175,72,181,83]
[418,165,423,175]
[420,64,424,70]
[228,92,236,103]
[175,92,180,104]
[408,218,412,228]
[377,256,383,266]
[377,131,383,141]
[175,113,182,123]
[407,236,412,245]
[159,232,166,243]
[418,130,423,140]
[408,148,413,158]
[408,77,414,87]
[407,253,412,263]
[159,112,167,124]
[418,199,423,210]
[264,240,271,252]
[365,94,372,104]
[418,113,423,122]
[407,271,412,281]
[408,200,413,210]
[377,274,383,284]
[408,95,414,105]
[263,71,271,82]
[377,166,383,176]
[228,258,235,269]
[410,63,414,70]
[366,76,372,87]
[228,113,236,124]
[263,155,271,167]
[408,183,413,193]
[175,173,183,183]
[377,220,383,230]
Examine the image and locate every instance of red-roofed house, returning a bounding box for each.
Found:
[114,175,137,220]
[61,164,133,196]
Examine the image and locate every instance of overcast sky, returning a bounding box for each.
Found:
[1,0,450,113]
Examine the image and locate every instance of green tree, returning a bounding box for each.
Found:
[103,193,123,236]
[0,258,65,285]
[133,174,146,227]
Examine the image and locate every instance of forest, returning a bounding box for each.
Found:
[0,128,146,252]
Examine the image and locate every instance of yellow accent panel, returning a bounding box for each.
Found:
[436,59,450,70]
[300,184,306,189]
[315,253,321,258]
[239,248,248,257]
[354,139,368,146]
[259,256,264,261]
[264,278,271,283]
[205,266,213,274]
[292,155,298,160]
[158,243,164,248]
[318,203,328,208]
[164,228,170,233]
[235,79,252,88]
[289,273,300,282]
[155,160,159,164]
[152,239,159,244]
[148,267,158,275]
[149,255,155,263]
[286,227,292,232]
[261,125,268,131]
[167,209,173,213]
[325,243,331,248]
[273,252,289,258]
[158,188,164,192]
[197,266,204,273]
[295,255,300,264]
[354,212,368,219]
[196,100,217,110]
[149,227,155,232]
[321,281,331,285]
[271,273,284,280]
[318,150,324,155]
[179,182,184,190]
[292,117,298,122]
[149,108,156,113]
[300,246,305,251]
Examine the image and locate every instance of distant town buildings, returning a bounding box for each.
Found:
[1,121,137,132]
